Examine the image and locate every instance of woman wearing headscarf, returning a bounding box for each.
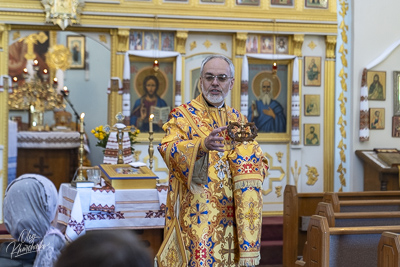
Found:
[0,174,65,267]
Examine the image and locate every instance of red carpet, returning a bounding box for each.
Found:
[260,216,283,266]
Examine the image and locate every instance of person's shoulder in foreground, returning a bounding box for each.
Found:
[55,230,152,267]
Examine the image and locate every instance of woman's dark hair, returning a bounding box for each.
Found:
[55,230,152,267]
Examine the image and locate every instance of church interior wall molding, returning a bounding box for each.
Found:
[0,1,337,34]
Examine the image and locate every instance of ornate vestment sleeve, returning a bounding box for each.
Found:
[157,108,206,189]
[254,140,269,180]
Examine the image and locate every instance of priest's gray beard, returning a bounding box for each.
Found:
[260,90,273,105]
[201,84,227,106]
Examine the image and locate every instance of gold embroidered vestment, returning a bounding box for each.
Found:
[158,95,268,267]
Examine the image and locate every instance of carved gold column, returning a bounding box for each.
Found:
[292,34,304,145]
[0,24,10,222]
[235,32,247,112]
[176,31,188,102]
[324,35,337,192]
[108,29,128,126]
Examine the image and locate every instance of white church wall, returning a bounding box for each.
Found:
[351,0,400,191]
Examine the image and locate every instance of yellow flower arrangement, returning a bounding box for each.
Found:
[91,125,140,154]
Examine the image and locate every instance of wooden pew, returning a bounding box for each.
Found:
[323,192,400,212]
[315,202,400,227]
[303,215,400,267]
[283,185,400,267]
[378,232,400,267]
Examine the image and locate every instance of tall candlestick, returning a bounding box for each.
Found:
[149,114,154,133]
[80,112,85,133]
[72,112,87,187]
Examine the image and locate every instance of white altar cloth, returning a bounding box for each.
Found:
[57,183,166,241]
[17,131,90,152]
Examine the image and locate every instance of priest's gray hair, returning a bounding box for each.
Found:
[200,54,235,77]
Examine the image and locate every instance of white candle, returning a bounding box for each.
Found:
[149,114,154,133]
[80,113,85,133]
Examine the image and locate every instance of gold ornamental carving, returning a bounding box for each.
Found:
[305,165,319,185]
[45,44,71,71]
[99,35,108,44]
[176,30,188,54]
[276,152,283,163]
[291,160,301,187]
[307,41,317,50]
[117,29,129,53]
[220,42,227,51]
[235,32,247,56]
[275,186,282,198]
[190,41,197,51]
[12,31,21,41]
[293,34,304,57]
[337,0,349,191]
[42,0,85,30]
[203,40,212,49]
[325,35,337,59]
[21,32,49,61]
[261,152,285,196]
[0,24,6,49]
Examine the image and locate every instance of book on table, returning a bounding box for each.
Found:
[376,151,400,167]
[150,106,170,124]
[73,181,95,188]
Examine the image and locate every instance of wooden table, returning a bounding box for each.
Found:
[355,150,399,191]
[16,131,81,189]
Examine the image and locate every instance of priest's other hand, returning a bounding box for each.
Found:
[204,126,227,152]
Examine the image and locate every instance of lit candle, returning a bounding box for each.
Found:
[62,86,69,96]
[33,59,38,66]
[80,113,85,133]
[23,68,28,74]
[43,68,48,74]
[153,59,159,72]
[53,77,58,84]
[12,77,18,88]
[149,114,154,133]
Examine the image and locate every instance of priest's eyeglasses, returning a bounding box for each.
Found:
[203,74,233,83]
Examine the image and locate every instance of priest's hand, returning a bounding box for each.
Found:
[204,126,227,152]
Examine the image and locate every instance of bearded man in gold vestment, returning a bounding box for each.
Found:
[158,55,269,266]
